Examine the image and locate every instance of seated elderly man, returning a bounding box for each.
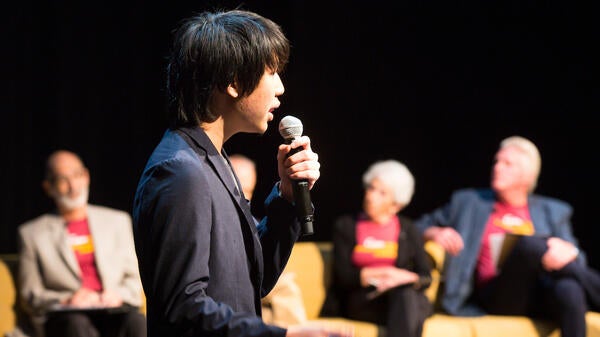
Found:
[17,150,146,337]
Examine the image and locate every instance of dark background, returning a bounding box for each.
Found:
[3,1,599,268]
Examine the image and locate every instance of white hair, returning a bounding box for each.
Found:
[362,160,415,206]
[500,136,542,192]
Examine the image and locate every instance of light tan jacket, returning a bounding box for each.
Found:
[17,205,142,315]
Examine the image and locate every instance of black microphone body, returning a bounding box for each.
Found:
[279,116,314,236]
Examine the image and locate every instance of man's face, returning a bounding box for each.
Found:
[491,146,531,194]
[229,68,285,134]
[44,152,90,211]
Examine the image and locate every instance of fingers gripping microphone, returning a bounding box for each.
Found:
[279,115,314,236]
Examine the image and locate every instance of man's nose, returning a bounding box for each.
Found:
[274,73,285,96]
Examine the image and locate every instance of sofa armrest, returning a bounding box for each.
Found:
[0,258,16,336]
[424,240,446,270]
[424,241,445,305]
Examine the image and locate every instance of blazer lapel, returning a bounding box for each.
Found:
[51,215,81,279]
[87,207,109,287]
[222,151,260,230]
[177,127,258,233]
[176,126,264,285]
[527,196,550,235]
[471,196,495,240]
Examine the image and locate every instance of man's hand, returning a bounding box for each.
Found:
[361,266,419,293]
[277,136,320,203]
[542,237,579,271]
[67,288,102,307]
[424,226,464,256]
[100,289,124,307]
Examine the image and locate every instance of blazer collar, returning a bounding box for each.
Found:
[176,126,258,234]
[527,195,549,235]
[48,213,81,279]
[87,207,109,285]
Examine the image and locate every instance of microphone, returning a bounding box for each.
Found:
[278,115,314,236]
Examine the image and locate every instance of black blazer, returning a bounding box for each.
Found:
[132,127,301,337]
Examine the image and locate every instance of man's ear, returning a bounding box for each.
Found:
[42,180,52,197]
[226,83,239,98]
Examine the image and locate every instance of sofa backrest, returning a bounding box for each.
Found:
[423,240,445,305]
[283,242,332,320]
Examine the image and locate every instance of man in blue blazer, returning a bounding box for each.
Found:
[415,136,600,337]
[132,9,344,337]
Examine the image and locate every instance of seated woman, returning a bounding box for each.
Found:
[331,159,432,337]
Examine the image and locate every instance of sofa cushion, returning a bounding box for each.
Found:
[467,315,556,337]
[585,312,600,337]
[423,314,474,337]
[304,318,379,337]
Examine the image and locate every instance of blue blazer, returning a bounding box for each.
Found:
[132,127,301,337]
[414,188,584,316]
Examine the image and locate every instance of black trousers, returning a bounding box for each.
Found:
[477,235,600,337]
[346,285,432,337]
[45,308,146,337]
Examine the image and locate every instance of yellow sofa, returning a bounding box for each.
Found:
[5,243,600,337]
[0,258,17,337]
[282,241,600,337]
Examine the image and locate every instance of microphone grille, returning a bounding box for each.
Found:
[279,115,303,140]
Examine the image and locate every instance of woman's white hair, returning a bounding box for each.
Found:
[362,159,415,206]
[500,136,542,192]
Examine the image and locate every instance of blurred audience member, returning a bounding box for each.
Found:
[229,154,258,202]
[415,136,600,337]
[330,160,432,337]
[17,150,146,337]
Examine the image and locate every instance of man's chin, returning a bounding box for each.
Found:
[57,201,87,212]
[54,193,89,211]
[251,125,268,135]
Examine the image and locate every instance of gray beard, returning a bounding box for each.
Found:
[53,187,89,211]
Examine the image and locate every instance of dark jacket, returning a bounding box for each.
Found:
[132,127,301,337]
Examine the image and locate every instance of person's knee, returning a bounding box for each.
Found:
[122,312,147,337]
[46,313,98,337]
[388,286,431,315]
[511,236,547,266]
[517,236,547,253]
[554,278,586,311]
[388,285,414,301]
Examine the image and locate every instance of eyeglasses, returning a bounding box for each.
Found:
[50,169,87,186]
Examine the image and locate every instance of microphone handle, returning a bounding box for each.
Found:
[285,139,314,236]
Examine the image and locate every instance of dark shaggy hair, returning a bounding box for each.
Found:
[166,9,290,128]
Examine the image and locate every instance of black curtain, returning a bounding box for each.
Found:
[3,1,599,269]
